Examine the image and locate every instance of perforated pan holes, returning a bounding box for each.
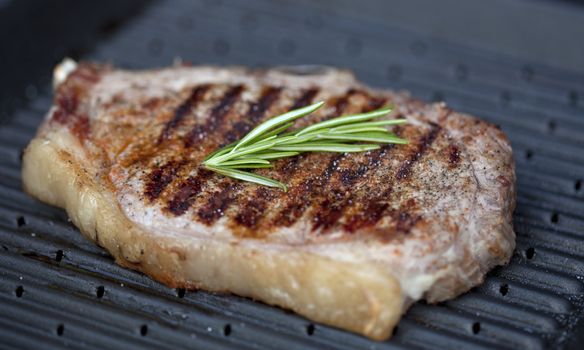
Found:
[56,324,65,336]
[140,324,148,336]
[575,179,582,192]
[568,90,579,107]
[550,212,559,224]
[525,149,534,160]
[176,288,186,298]
[16,216,26,227]
[525,247,536,260]
[472,322,481,334]
[305,323,315,336]
[499,284,509,296]
[521,66,535,82]
[223,324,231,336]
[15,286,24,298]
[96,286,105,298]
[547,120,556,133]
[55,250,63,262]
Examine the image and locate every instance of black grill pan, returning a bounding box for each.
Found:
[1,1,584,349]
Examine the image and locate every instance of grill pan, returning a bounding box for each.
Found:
[1,1,584,349]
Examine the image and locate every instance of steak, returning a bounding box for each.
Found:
[22,59,516,340]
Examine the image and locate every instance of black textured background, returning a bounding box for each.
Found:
[1,1,583,349]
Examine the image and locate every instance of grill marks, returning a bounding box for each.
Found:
[278,156,343,227]
[162,85,245,216]
[158,84,210,143]
[262,87,321,175]
[144,160,187,201]
[138,84,211,202]
[146,82,439,238]
[310,97,391,232]
[396,123,441,181]
[367,95,387,111]
[267,89,361,229]
[343,123,442,233]
[190,87,283,224]
[184,85,245,148]
[234,187,275,230]
[289,88,319,110]
[224,88,321,230]
[332,88,362,115]
[197,183,240,224]
[343,186,394,233]
[166,169,212,216]
[223,87,282,144]
[312,146,389,232]
[248,87,283,123]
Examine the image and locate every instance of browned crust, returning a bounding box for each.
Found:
[22,131,404,340]
[22,61,516,340]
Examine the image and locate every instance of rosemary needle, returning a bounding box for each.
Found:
[202,101,407,191]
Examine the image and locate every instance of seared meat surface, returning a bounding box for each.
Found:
[22,60,516,340]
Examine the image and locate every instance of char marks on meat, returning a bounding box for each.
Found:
[24,61,516,340]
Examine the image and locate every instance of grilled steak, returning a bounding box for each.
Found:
[22,59,516,340]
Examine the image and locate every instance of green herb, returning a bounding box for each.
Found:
[202,101,407,191]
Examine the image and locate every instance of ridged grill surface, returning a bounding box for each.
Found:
[1,1,584,349]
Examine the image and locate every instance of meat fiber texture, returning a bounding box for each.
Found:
[22,59,516,340]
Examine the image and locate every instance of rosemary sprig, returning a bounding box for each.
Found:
[202,101,407,191]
